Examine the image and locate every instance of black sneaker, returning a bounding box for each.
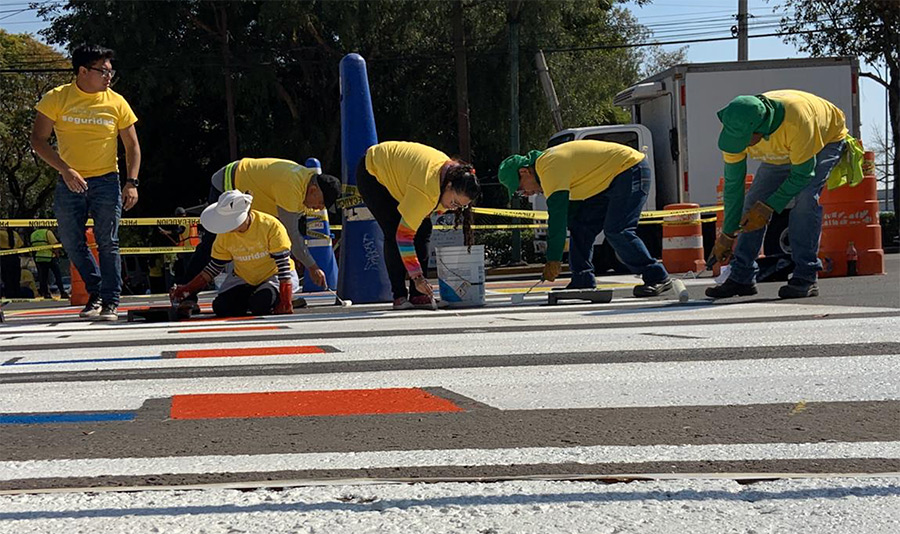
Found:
[292,296,308,308]
[705,279,758,299]
[78,294,102,318]
[97,302,119,321]
[633,278,673,298]
[778,279,819,299]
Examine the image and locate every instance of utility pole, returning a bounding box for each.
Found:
[535,50,564,132]
[508,1,522,265]
[737,0,748,61]
[452,0,471,161]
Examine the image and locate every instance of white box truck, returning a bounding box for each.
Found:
[542,56,860,264]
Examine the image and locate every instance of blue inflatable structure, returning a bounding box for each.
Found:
[337,54,391,303]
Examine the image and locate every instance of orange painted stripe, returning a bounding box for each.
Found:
[173,325,283,334]
[176,346,326,358]
[170,388,464,419]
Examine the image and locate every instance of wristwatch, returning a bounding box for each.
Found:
[126,177,140,187]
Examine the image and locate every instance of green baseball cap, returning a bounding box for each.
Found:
[497,150,543,200]
[717,95,767,153]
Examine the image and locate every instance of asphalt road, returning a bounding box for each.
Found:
[0,255,898,494]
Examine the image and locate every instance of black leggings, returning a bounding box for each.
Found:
[37,259,66,295]
[356,161,432,300]
[212,282,278,317]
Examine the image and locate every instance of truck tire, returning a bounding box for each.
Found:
[764,210,791,256]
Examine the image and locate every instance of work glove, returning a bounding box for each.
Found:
[308,266,327,288]
[170,274,207,304]
[708,232,736,267]
[412,275,433,297]
[274,280,294,315]
[542,260,562,282]
[739,201,774,233]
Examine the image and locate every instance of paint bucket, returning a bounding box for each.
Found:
[436,245,485,307]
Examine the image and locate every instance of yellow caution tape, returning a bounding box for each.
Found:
[0,244,63,256]
[471,205,722,221]
[0,217,201,228]
[120,246,195,254]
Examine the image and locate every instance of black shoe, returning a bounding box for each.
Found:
[97,302,119,321]
[79,294,102,318]
[633,278,673,298]
[292,296,308,308]
[705,279,758,299]
[40,292,52,300]
[59,291,70,299]
[778,278,819,299]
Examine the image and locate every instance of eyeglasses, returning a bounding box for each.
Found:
[448,197,469,210]
[88,67,116,78]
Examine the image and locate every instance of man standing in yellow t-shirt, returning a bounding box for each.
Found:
[30,44,141,321]
[707,90,846,299]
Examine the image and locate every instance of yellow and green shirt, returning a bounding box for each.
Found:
[35,82,138,178]
[536,140,646,262]
[232,158,316,216]
[721,89,847,233]
[211,211,294,286]
[29,229,59,262]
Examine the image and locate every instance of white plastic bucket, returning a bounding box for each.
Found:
[436,245,485,307]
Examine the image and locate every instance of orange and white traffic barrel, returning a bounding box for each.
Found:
[819,151,884,278]
[662,203,705,274]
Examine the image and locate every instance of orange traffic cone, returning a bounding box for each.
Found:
[68,228,100,306]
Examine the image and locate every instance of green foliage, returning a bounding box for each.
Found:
[476,229,542,267]
[23,0,660,217]
[0,30,69,217]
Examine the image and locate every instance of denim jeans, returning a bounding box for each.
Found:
[568,159,669,288]
[54,172,123,304]
[729,140,845,285]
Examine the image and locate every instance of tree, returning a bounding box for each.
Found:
[28,0,657,214]
[772,0,899,218]
[0,30,69,218]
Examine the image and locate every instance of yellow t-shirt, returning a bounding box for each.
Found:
[234,158,316,216]
[536,140,645,200]
[35,82,138,178]
[723,89,847,165]
[211,210,294,286]
[1,231,24,250]
[365,141,447,229]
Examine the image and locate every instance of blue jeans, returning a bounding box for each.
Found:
[568,160,669,288]
[54,172,123,304]
[729,140,845,285]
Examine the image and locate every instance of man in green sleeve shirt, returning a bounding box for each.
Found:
[707,90,847,299]
[499,140,673,297]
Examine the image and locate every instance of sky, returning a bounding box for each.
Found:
[0,0,891,151]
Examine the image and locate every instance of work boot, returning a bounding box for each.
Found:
[778,278,819,299]
[97,302,119,321]
[392,297,413,310]
[633,278,673,298]
[292,296,308,308]
[705,279,758,299]
[79,294,102,318]
[59,289,70,299]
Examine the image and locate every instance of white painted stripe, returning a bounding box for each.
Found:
[662,236,703,249]
[1,441,897,482]
[1,354,897,413]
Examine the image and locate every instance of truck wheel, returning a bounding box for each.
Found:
[763,211,791,256]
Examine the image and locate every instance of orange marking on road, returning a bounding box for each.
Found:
[176,346,326,358]
[170,388,464,419]
[173,325,283,334]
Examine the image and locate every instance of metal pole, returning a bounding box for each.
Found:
[737,0,748,61]
[509,5,522,265]
[535,49,564,132]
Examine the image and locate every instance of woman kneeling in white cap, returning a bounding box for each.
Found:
[170,190,298,317]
